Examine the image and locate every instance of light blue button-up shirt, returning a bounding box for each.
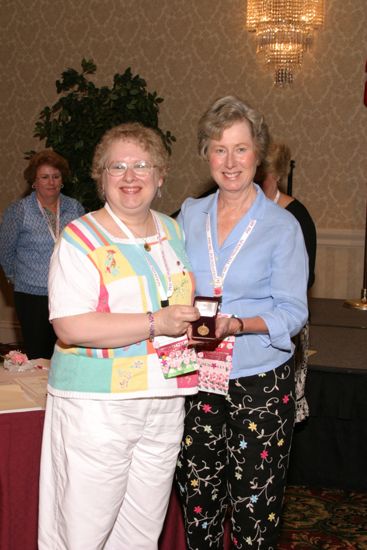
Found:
[178,185,309,378]
[0,192,84,295]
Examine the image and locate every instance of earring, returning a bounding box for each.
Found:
[32,183,36,189]
[156,187,162,199]
[60,183,64,189]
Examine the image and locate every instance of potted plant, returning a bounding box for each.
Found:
[26,58,175,212]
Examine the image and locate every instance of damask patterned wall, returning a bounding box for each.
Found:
[0,0,366,339]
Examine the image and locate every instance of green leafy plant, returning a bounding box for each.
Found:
[26,58,175,211]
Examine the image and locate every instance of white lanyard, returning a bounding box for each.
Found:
[37,198,60,243]
[206,214,256,296]
[104,203,173,305]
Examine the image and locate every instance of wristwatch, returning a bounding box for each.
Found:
[231,315,245,334]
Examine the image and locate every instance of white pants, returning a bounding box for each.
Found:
[38,395,185,550]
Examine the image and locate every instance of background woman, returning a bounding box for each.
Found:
[259,142,317,422]
[0,149,84,359]
[176,96,308,549]
[38,122,200,549]
[259,142,316,288]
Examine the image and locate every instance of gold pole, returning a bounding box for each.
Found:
[344,288,367,311]
[344,202,367,311]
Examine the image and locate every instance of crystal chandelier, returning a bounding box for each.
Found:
[246,0,325,85]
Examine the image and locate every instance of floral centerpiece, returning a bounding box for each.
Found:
[2,350,34,372]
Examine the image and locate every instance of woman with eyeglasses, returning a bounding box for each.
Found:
[0,149,84,359]
[38,122,200,549]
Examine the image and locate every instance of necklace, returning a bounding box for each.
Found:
[104,203,173,307]
[127,217,151,251]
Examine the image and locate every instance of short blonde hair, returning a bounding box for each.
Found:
[266,143,291,186]
[198,95,270,163]
[91,122,169,200]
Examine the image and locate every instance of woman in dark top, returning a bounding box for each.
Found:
[259,143,316,288]
[259,142,317,422]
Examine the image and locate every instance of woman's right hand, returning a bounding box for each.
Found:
[154,305,200,338]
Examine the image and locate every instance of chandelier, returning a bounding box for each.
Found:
[246,0,325,85]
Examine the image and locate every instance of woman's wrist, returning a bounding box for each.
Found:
[231,315,245,335]
[146,311,155,341]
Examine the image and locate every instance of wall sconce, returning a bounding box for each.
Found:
[246,0,325,86]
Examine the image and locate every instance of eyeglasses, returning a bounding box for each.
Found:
[105,160,157,178]
[37,174,62,181]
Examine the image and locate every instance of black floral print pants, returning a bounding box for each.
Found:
[176,359,295,550]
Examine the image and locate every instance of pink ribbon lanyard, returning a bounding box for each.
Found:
[104,203,173,305]
[206,214,256,296]
[37,198,60,243]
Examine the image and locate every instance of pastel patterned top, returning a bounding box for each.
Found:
[47,210,198,399]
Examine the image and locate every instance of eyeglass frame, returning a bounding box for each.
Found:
[36,173,62,181]
[104,160,158,178]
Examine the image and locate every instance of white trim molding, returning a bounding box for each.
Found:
[317,228,365,248]
[312,228,365,300]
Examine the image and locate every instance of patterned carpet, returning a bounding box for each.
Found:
[278,485,367,549]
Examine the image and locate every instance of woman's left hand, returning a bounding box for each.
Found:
[215,316,241,339]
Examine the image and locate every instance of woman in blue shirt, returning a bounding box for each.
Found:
[0,150,84,358]
[176,96,309,549]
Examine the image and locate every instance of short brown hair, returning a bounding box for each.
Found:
[91,122,169,200]
[24,149,70,185]
[198,95,270,164]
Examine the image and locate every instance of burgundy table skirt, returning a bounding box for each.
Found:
[0,411,44,550]
[0,410,231,550]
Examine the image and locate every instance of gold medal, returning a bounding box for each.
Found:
[197,323,209,336]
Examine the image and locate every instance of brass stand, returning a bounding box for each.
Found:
[344,288,367,311]
[344,202,367,311]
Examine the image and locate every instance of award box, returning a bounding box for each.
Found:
[192,296,221,340]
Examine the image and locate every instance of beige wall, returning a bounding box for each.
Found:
[1,1,367,341]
